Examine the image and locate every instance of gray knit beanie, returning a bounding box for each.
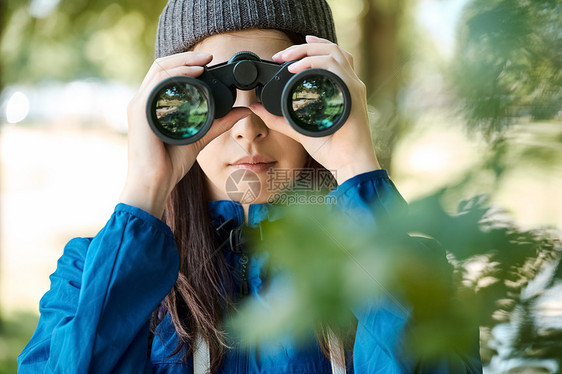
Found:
[155,0,337,59]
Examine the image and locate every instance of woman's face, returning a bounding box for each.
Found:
[193,29,309,204]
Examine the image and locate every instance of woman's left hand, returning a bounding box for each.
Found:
[249,35,380,185]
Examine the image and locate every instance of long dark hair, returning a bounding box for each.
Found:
[154,155,357,372]
[151,31,356,373]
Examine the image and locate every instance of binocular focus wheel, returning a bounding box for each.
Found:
[228,51,261,64]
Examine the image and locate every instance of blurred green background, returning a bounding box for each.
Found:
[0,0,560,373]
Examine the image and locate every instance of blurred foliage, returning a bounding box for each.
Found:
[229,179,560,363]
[451,0,562,141]
[0,312,39,373]
[0,0,168,86]
[510,291,562,367]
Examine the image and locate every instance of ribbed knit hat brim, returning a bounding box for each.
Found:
[155,0,336,59]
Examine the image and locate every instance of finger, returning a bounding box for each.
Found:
[195,107,252,150]
[272,42,337,63]
[145,65,204,89]
[305,35,332,44]
[273,35,334,57]
[287,55,344,74]
[274,43,349,68]
[272,35,334,61]
[156,65,205,79]
[273,43,335,60]
[343,50,355,70]
[140,65,205,97]
[272,43,355,69]
[141,59,207,90]
[248,103,303,141]
[151,52,213,72]
[153,65,205,84]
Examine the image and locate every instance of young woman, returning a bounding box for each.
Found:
[18,0,482,373]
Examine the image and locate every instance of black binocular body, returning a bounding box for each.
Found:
[146,51,351,145]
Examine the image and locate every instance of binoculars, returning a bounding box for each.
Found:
[146,51,351,145]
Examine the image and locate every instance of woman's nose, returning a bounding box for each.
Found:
[230,89,269,142]
[231,113,269,142]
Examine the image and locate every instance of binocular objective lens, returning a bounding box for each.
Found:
[154,82,209,140]
[288,75,345,133]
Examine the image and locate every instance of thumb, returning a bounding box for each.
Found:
[249,103,302,141]
[197,107,251,148]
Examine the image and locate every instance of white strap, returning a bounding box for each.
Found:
[192,331,347,374]
[328,329,347,374]
[193,333,210,374]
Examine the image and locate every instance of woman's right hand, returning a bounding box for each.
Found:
[119,52,251,218]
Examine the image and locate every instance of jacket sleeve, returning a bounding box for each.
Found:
[17,203,180,373]
[324,169,483,374]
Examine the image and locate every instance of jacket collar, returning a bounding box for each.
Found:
[207,199,287,230]
[208,200,287,297]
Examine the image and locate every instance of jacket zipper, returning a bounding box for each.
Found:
[239,254,249,297]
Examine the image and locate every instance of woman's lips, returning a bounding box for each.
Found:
[229,154,277,172]
[230,161,277,172]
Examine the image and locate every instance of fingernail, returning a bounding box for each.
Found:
[287,62,298,73]
[196,52,212,58]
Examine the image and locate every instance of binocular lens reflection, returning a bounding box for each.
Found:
[288,75,345,133]
[155,83,209,140]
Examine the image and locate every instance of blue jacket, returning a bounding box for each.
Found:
[18,169,482,373]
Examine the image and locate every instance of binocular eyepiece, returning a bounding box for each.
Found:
[146,51,351,145]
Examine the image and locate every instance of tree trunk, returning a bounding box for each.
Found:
[0,0,6,95]
[358,0,406,172]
